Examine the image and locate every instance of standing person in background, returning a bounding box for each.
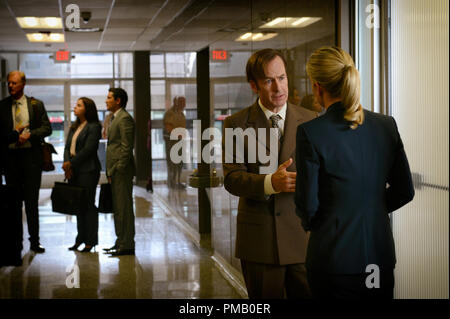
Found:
[0,70,52,254]
[63,97,102,253]
[295,46,415,299]
[288,87,301,106]
[163,96,186,188]
[103,88,136,256]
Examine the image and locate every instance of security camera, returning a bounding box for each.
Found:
[81,11,91,24]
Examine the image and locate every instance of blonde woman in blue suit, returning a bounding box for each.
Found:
[295,46,414,299]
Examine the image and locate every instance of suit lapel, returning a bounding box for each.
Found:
[279,103,303,165]
[76,124,88,149]
[108,110,121,137]
[246,101,272,154]
[26,96,34,127]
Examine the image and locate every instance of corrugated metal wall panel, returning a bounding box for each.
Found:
[390,0,449,299]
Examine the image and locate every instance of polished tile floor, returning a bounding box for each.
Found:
[0,186,242,299]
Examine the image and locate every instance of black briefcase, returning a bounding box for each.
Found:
[98,183,113,213]
[51,182,86,215]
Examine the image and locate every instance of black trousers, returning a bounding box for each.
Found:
[69,170,100,246]
[0,183,23,266]
[5,148,42,246]
[307,268,394,299]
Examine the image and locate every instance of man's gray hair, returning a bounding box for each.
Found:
[8,70,26,83]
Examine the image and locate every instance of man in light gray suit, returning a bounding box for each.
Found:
[103,88,136,256]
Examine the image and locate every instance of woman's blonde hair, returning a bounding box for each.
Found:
[306,46,364,129]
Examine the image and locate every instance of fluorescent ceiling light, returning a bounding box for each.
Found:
[260,17,322,28]
[17,17,63,29]
[235,32,278,42]
[26,33,65,43]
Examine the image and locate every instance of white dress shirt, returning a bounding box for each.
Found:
[258,99,287,196]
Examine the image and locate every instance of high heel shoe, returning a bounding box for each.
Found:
[68,243,82,251]
[80,245,96,253]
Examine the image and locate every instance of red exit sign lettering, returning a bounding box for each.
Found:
[211,49,228,62]
[54,50,71,63]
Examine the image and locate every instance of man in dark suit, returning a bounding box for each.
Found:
[222,49,316,298]
[0,123,27,266]
[103,88,136,256]
[0,71,52,254]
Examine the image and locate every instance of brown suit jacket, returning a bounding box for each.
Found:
[222,101,316,265]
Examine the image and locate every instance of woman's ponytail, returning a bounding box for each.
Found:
[306,46,365,129]
[341,65,364,129]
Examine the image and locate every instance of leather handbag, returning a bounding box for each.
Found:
[98,183,113,213]
[42,141,57,171]
[31,97,57,172]
[51,182,86,215]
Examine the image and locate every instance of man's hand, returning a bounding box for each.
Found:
[15,124,29,134]
[108,177,112,184]
[271,158,297,193]
[17,129,30,145]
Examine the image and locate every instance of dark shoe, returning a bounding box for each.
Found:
[103,245,117,253]
[108,249,135,257]
[68,243,82,251]
[30,244,45,253]
[80,245,96,253]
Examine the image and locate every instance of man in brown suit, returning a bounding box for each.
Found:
[222,49,316,299]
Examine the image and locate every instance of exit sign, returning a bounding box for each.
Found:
[211,49,228,62]
[54,50,71,63]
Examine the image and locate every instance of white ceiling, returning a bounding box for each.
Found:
[0,0,335,52]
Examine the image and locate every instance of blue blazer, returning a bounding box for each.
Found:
[295,102,414,274]
[64,122,102,174]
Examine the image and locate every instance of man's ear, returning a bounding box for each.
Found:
[249,80,259,94]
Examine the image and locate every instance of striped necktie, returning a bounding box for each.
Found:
[14,100,23,129]
[270,114,282,140]
[270,114,283,152]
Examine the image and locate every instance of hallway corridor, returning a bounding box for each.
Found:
[0,186,242,299]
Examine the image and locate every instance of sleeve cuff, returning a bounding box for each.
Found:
[264,174,280,196]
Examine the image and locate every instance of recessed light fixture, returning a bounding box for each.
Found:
[17,17,63,29]
[260,17,322,28]
[26,33,65,43]
[235,32,278,42]
[66,27,102,33]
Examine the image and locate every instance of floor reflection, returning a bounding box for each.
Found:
[0,186,241,299]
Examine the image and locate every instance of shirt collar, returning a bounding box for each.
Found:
[14,95,27,106]
[258,99,287,121]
